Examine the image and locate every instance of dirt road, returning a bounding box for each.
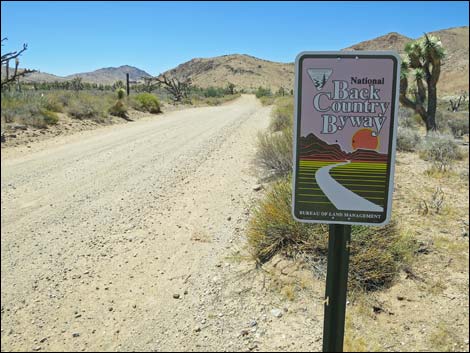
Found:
[1,95,324,352]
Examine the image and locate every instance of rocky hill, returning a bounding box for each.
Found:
[162,26,468,95]
[343,32,413,53]
[162,54,294,92]
[344,26,469,95]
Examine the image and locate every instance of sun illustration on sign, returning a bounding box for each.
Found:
[352,128,380,150]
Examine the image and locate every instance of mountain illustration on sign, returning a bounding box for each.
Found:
[297,132,387,213]
[307,68,333,90]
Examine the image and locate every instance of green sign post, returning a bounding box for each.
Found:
[292,51,400,352]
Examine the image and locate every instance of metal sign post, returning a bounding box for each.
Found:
[322,224,351,352]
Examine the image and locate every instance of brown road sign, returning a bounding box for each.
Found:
[292,51,401,226]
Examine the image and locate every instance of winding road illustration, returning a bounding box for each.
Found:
[315,161,384,212]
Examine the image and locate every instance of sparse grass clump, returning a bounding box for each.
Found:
[436,110,469,138]
[247,178,417,292]
[269,96,294,132]
[256,128,293,177]
[66,92,109,122]
[258,95,276,106]
[398,106,418,128]
[447,113,469,138]
[418,133,463,171]
[247,178,328,264]
[396,127,422,152]
[192,93,241,106]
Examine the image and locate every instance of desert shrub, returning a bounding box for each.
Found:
[247,178,417,291]
[1,92,59,127]
[40,109,59,125]
[259,96,276,106]
[255,86,272,99]
[419,133,463,171]
[396,127,422,152]
[270,97,294,132]
[131,93,161,113]
[398,106,417,128]
[203,87,225,98]
[348,224,416,291]
[448,116,469,138]
[436,110,469,137]
[67,93,107,122]
[442,112,469,138]
[1,93,25,123]
[55,91,75,108]
[247,178,328,264]
[43,95,64,113]
[256,128,293,177]
[108,100,128,118]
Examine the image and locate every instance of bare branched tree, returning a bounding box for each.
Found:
[141,76,156,93]
[1,38,36,89]
[152,74,192,102]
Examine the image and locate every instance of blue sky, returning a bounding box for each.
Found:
[1,1,468,76]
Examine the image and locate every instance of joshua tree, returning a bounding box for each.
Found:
[113,80,124,90]
[1,38,36,89]
[152,74,192,102]
[400,34,445,132]
[276,86,286,96]
[141,77,156,93]
[70,77,84,91]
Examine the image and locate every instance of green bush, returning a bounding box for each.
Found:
[256,128,293,177]
[132,93,161,114]
[270,97,294,132]
[40,109,59,125]
[396,127,422,152]
[419,133,463,171]
[255,86,272,99]
[204,87,225,98]
[247,178,417,291]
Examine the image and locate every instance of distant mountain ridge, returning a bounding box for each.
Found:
[300,133,388,162]
[6,26,468,94]
[11,65,152,85]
